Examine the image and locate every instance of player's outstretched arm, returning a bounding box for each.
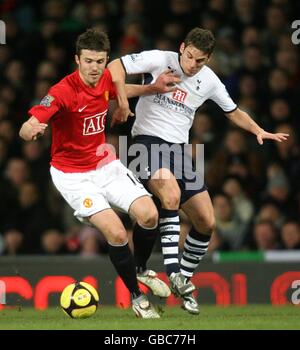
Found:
[225,108,289,145]
[19,116,48,141]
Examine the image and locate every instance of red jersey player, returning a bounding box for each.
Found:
[19,29,179,318]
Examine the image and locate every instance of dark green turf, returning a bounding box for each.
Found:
[0,305,299,330]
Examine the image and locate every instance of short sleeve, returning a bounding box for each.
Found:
[209,82,237,113]
[28,86,63,123]
[121,50,165,75]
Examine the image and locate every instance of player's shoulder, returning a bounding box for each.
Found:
[47,72,77,106]
[50,72,75,94]
[102,68,112,79]
[142,49,172,61]
[200,65,218,78]
[199,65,223,85]
[99,68,113,86]
[152,50,177,59]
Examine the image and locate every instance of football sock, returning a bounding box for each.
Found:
[180,228,210,278]
[159,208,180,276]
[108,242,141,296]
[133,223,158,273]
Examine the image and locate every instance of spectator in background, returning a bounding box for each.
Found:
[207,128,263,193]
[227,45,268,98]
[275,48,300,87]
[280,221,300,250]
[213,192,249,250]
[0,158,30,231]
[190,111,218,162]
[253,220,279,250]
[4,158,31,195]
[222,175,254,224]
[0,136,8,176]
[40,228,67,255]
[21,140,50,191]
[263,99,291,131]
[241,26,260,47]
[30,79,53,107]
[45,42,68,77]
[261,5,288,56]
[2,229,24,255]
[213,28,241,78]
[154,36,176,51]
[255,201,285,231]
[119,19,144,56]
[36,61,59,81]
[265,170,290,205]
[12,181,55,253]
[167,0,195,32]
[0,120,19,157]
[267,68,291,103]
[5,60,26,91]
[231,0,258,33]
[79,226,108,256]
[273,123,300,192]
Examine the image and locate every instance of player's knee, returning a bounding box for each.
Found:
[205,216,216,234]
[194,215,216,235]
[160,190,181,209]
[138,207,158,229]
[111,230,128,245]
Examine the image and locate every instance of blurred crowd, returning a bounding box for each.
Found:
[0,0,300,256]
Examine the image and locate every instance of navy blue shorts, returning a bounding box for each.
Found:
[131,135,207,204]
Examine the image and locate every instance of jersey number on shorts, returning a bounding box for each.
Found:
[127,172,142,187]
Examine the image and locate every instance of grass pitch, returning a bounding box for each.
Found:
[0,305,299,330]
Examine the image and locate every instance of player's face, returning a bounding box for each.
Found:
[179,44,210,76]
[76,50,108,87]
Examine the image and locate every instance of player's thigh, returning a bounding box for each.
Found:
[181,190,216,233]
[148,168,181,207]
[89,209,127,245]
[104,160,151,213]
[50,166,110,221]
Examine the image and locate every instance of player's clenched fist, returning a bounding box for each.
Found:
[19,116,47,141]
[153,69,181,93]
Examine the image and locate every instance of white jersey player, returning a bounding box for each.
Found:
[108,27,289,315]
[122,49,237,144]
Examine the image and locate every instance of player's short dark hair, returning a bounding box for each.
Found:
[184,28,216,55]
[76,28,110,56]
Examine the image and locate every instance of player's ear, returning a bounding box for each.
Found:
[179,43,185,54]
[75,54,80,65]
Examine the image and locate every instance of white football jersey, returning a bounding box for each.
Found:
[121,50,237,143]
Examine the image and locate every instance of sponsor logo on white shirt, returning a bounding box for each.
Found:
[172,88,187,102]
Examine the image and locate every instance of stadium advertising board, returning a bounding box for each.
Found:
[0,256,299,309]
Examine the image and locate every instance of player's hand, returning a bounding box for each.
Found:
[110,104,134,127]
[31,123,47,140]
[151,69,181,93]
[256,130,289,145]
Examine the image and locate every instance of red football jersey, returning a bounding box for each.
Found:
[29,69,117,172]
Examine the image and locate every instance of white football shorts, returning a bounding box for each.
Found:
[50,160,150,222]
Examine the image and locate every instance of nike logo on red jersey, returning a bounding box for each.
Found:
[78,105,88,112]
